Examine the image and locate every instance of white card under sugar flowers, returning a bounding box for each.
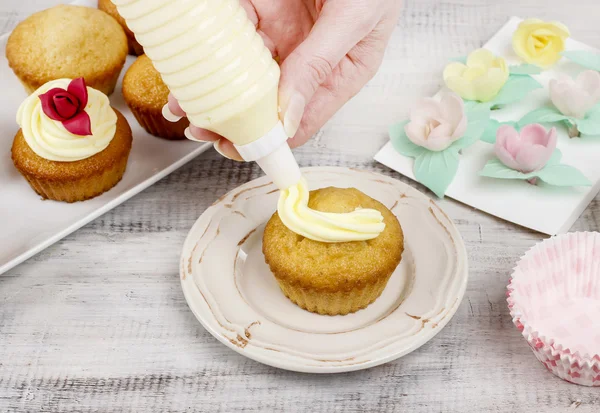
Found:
[375,17,600,235]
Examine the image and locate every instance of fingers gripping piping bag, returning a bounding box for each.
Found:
[113,0,385,242]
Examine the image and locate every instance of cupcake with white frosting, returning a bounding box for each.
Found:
[11,78,132,202]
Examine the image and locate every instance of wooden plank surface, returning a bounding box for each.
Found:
[2,0,600,411]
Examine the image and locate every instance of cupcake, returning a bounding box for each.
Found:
[263,187,404,315]
[97,0,143,56]
[6,5,128,95]
[122,55,188,140]
[11,78,132,202]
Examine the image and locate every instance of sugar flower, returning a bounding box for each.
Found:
[512,19,570,68]
[495,124,557,173]
[443,49,510,102]
[38,77,92,136]
[549,70,600,120]
[404,93,467,151]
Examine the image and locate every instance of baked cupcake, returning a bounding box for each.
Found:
[11,78,132,202]
[6,5,127,95]
[97,0,143,56]
[122,55,188,140]
[263,187,404,315]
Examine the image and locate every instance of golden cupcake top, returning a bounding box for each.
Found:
[6,5,127,89]
[97,0,131,37]
[97,0,144,56]
[122,54,170,111]
[264,187,403,291]
[277,178,386,242]
[16,78,117,162]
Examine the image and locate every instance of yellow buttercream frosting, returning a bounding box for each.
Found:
[16,79,117,162]
[277,178,386,243]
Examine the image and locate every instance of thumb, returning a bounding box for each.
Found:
[279,2,378,138]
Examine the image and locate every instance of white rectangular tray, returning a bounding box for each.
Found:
[0,0,211,275]
[375,17,600,235]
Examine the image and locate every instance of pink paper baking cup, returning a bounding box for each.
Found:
[507,232,600,386]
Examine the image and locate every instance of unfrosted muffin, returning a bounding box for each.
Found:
[6,5,128,95]
[97,0,143,56]
[263,187,404,316]
[11,78,132,202]
[122,54,188,140]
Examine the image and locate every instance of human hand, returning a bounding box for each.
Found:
[167,0,402,160]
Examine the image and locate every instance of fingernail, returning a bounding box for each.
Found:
[214,140,239,161]
[213,139,235,161]
[162,104,182,122]
[282,92,305,138]
[184,127,211,142]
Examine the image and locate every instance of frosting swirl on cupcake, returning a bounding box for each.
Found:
[16,79,117,162]
[277,178,386,242]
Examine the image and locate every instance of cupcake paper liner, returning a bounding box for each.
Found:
[127,34,144,56]
[128,105,188,140]
[22,155,128,203]
[275,275,392,316]
[508,232,600,386]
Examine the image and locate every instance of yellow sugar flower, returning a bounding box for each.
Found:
[443,49,510,102]
[512,19,570,68]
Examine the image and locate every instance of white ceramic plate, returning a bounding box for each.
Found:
[180,167,468,373]
[0,0,211,274]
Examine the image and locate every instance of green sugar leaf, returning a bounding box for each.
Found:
[452,106,491,149]
[562,50,600,71]
[479,158,531,180]
[577,117,600,136]
[537,164,592,186]
[578,107,600,136]
[546,149,562,166]
[491,75,542,107]
[509,64,544,75]
[389,121,427,157]
[480,119,518,144]
[480,150,588,187]
[449,56,467,64]
[414,149,460,198]
[517,107,568,127]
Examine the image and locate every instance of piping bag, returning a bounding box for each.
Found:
[112,0,300,190]
[112,0,386,242]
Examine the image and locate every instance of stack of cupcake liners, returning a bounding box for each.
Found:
[508,232,600,386]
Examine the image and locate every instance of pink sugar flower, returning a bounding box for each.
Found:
[404,93,467,151]
[549,70,600,119]
[495,124,557,173]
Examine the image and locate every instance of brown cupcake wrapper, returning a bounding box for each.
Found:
[20,155,128,203]
[127,38,144,56]
[274,275,392,316]
[129,105,188,140]
[128,35,144,56]
[90,67,123,96]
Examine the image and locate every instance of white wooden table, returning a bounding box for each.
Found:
[2,1,600,411]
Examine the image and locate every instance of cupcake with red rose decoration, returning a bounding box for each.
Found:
[11,78,132,202]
